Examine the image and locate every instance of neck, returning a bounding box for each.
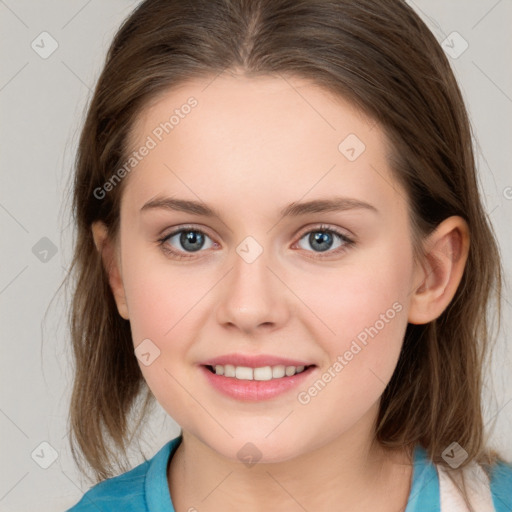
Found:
[168,405,413,512]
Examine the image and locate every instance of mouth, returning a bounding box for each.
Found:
[203,363,315,380]
[200,363,318,401]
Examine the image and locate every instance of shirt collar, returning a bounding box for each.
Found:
[145,434,182,512]
[145,437,440,512]
[405,444,440,512]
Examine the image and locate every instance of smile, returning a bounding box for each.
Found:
[200,364,317,401]
[206,364,311,380]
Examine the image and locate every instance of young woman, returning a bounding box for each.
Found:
[65,1,512,510]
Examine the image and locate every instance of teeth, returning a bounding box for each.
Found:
[235,366,253,380]
[210,364,308,380]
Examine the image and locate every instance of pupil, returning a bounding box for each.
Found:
[181,230,204,252]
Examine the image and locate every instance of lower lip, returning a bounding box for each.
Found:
[200,365,316,401]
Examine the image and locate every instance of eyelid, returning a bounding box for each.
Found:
[294,223,354,242]
[159,223,215,240]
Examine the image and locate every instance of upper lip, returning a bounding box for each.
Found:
[201,353,315,368]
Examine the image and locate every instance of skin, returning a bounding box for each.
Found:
[92,72,469,511]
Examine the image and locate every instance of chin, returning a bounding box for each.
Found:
[204,429,308,465]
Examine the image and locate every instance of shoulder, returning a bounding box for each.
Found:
[65,463,149,511]
[488,459,512,511]
[65,459,151,512]
[65,439,178,512]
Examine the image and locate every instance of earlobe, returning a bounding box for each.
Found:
[408,216,470,325]
[91,221,130,320]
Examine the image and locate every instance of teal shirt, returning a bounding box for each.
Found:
[67,436,512,511]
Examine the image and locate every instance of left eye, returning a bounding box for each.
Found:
[295,226,353,254]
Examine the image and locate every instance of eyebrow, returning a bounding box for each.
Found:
[140,195,378,218]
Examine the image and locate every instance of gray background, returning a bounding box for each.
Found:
[0,1,511,511]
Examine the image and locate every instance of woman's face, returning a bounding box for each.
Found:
[109,73,419,462]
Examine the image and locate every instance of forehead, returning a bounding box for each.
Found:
[122,73,405,220]
[130,73,376,148]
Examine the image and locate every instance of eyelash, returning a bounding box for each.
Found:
[157,224,355,261]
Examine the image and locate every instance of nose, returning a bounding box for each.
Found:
[215,244,290,334]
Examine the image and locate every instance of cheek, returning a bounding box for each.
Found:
[121,242,209,342]
[295,245,413,393]
[120,254,204,419]
[301,250,411,340]
[291,265,411,436]
[119,246,213,395]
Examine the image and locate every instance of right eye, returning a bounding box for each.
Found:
[158,226,217,259]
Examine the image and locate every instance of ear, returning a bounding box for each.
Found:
[91,221,129,320]
[408,216,470,325]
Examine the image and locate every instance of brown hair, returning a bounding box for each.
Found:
[65,0,505,500]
